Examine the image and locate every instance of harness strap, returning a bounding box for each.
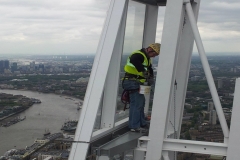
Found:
[125,73,145,79]
[122,89,139,111]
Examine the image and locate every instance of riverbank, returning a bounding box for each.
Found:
[0,93,42,124]
[1,88,83,103]
[0,89,81,156]
[0,107,29,121]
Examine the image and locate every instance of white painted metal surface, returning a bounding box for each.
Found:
[101,0,128,129]
[185,0,229,139]
[163,139,227,156]
[165,1,200,155]
[92,118,128,141]
[69,0,128,159]
[71,0,240,159]
[173,0,200,138]
[226,78,240,159]
[135,137,228,156]
[146,0,185,159]
[142,4,159,115]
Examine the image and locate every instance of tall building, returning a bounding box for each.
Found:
[209,110,217,125]
[30,61,35,70]
[4,60,9,69]
[218,79,223,89]
[11,62,18,72]
[208,102,214,112]
[39,64,45,72]
[0,60,10,73]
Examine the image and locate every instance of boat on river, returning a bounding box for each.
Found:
[43,129,50,136]
[61,120,78,132]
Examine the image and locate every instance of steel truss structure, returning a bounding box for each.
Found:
[69,0,240,159]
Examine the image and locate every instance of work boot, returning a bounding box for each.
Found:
[141,123,150,129]
[130,127,148,133]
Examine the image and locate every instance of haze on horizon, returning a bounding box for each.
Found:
[0,0,239,55]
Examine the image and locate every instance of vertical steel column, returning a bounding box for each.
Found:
[185,0,229,139]
[142,4,159,115]
[226,78,240,159]
[165,1,201,159]
[101,0,129,129]
[171,0,201,138]
[146,0,185,159]
[69,0,128,159]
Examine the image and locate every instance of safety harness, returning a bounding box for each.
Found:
[121,73,145,110]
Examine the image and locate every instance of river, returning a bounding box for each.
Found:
[0,89,82,156]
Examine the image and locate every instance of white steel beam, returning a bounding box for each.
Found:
[146,0,185,159]
[101,0,129,129]
[163,139,227,156]
[226,78,240,159]
[142,4,159,115]
[172,0,201,138]
[166,3,185,141]
[92,118,128,141]
[69,0,128,159]
[185,0,229,139]
[137,137,227,156]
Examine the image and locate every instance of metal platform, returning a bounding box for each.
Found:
[97,131,147,158]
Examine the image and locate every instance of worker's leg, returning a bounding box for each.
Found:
[128,91,145,129]
[122,79,143,129]
[140,97,146,127]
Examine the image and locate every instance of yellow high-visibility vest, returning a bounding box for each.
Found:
[124,50,151,83]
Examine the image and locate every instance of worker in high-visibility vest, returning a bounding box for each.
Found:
[122,43,160,132]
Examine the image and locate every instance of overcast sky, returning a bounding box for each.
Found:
[0,0,239,55]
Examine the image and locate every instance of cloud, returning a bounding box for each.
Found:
[0,0,239,54]
[0,0,109,51]
[209,1,240,10]
[190,0,240,52]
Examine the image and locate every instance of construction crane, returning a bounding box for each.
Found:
[69,0,240,159]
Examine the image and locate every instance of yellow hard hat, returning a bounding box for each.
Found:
[149,43,161,55]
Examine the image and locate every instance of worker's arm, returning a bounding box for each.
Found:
[148,64,154,78]
[130,53,145,72]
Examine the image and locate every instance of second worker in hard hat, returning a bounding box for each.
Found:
[122,43,160,132]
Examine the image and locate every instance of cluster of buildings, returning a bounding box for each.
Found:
[0,55,238,159]
[0,133,72,160]
[0,58,93,75]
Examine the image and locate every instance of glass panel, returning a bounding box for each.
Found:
[123,1,146,54]
[116,1,146,122]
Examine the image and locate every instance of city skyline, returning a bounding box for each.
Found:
[0,0,239,55]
